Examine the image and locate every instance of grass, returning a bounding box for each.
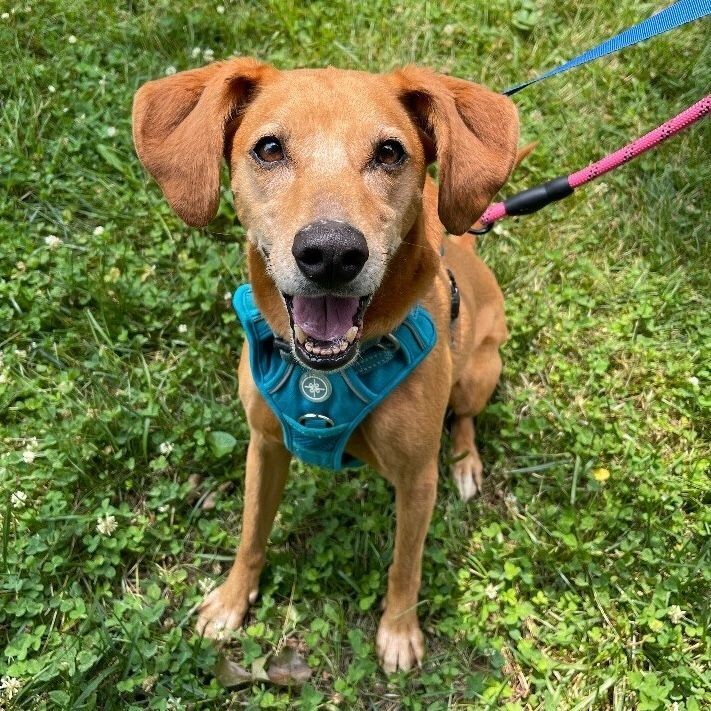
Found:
[1,0,709,708]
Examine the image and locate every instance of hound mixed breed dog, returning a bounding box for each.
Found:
[132,58,519,673]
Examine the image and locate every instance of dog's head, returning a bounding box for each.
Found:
[133,59,518,371]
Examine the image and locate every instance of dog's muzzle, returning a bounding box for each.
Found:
[285,220,372,371]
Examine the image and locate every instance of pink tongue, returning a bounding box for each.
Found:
[292,295,359,341]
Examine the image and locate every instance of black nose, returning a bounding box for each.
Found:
[292,220,369,289]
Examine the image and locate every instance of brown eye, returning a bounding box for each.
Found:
[253,136,284,163]
[374,139,405,167]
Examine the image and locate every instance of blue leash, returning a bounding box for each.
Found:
[503,0,711,96]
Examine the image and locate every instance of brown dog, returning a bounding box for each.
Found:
[132,58,518,673]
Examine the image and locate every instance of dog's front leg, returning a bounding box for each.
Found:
[196,432,291,638]
[376,458,438,673]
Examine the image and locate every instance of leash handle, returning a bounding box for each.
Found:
[477,95,710,227]
[503,0,711,96]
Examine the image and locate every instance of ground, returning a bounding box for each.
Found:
[1,1,709,709]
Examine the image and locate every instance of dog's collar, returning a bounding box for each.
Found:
[232,284,437,470]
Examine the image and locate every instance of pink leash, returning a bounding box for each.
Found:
[474,95,710,230]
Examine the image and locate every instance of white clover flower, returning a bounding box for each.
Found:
[203,48,215,61]
[159,442,174,456]
[48,84,56,93]
[484,584,498,600]
[198,577,214,594]
[11,491,28,509]
[166,697,183,711]
[165,65,177,76]
[106,126,117,138]
[44,234,62,248]
[178,324,188,334]
[67,34,77,44]
[140,264,156,282]
[216,5,225,13]
[93,225,105,236]
[667,605,685,624]
[223,291,232,301]
[504,492,518,507]
[96,514,118,536]
[22,449,36,464]
[688,376,699,388]
[141,675,157,692]
[191,47,201,58]
[0,676,22,699]
[104,267,120,283]
[1,13,10,20]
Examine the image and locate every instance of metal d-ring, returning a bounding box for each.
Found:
[298,413,335,427]
[376,333,400,352]
[468,222,493,235]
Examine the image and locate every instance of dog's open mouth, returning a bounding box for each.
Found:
[283,294,370,370]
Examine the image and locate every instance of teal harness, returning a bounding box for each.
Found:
[232,284,437,470]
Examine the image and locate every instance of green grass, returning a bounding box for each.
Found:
[1,0,709,708]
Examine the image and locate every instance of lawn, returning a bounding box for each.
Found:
[1,0,709,708]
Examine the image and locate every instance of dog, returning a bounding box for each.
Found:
[132,58,519,673]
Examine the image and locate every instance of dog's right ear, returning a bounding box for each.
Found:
[132,58,277,227]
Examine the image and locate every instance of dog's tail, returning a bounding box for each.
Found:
[468,141,537,243]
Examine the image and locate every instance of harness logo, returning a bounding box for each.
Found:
[299,372,332,403]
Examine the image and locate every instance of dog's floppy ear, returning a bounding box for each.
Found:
[388,67,519,235]
[132,58,277,227]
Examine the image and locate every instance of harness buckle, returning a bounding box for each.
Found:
[298,413,335,428]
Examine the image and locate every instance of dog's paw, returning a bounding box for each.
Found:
[451,449,483,502]
[195,584,257,640]
[376,614,424,673]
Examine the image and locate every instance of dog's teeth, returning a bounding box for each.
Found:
[305,341,314,352]
[338,341,348,352]
[345,326,358,343]
[321,346,333,356]
[312,346,322,355]
[294,325,307,344]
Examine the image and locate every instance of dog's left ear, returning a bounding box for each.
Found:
[388,67,519,235]
[132,58,277,227]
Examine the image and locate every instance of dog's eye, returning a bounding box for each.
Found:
[253,136,284,164]
[374,140,405,167]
